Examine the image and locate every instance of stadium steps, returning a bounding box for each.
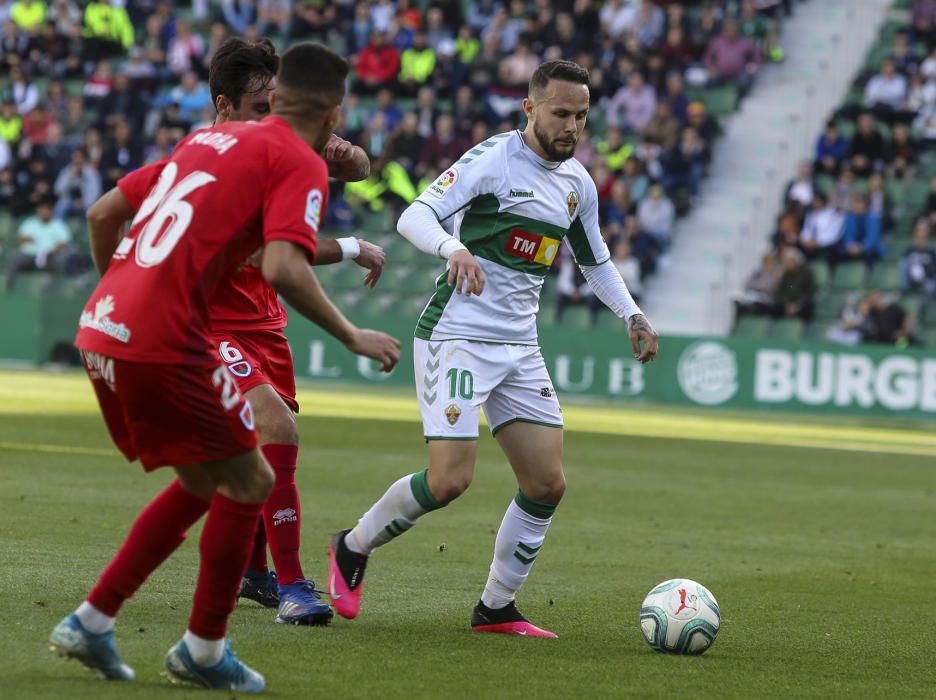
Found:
[641,0,894,336]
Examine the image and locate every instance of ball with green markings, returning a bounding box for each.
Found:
[639,579,720,655]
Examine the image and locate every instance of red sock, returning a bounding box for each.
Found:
[247,519,269,574]
[261,444,303,585]
[88,479,209,616]
[189,493,264,639]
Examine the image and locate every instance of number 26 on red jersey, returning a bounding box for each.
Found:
[114,162,217,267]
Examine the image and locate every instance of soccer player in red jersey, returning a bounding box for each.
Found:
[84,38,382,626]
[49,43,400,692]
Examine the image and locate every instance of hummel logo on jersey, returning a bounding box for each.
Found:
[273,508,297,526]
[505,229,560,266]
[509,188,534,198]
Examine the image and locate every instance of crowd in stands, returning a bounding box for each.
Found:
[736,0,936,348]
[0,0,796,318]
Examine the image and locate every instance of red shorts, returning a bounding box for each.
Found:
[82,350,258,471]
[210,328,299,413]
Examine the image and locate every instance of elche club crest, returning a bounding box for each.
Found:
[566,191,578,219]
[445,403,461,425]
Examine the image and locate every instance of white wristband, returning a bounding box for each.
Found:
[336,237,361,260]
[438,238,468,260]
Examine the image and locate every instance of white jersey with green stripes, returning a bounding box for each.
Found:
[413,130,611,344]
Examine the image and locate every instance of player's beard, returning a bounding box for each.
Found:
[533,121,577,162]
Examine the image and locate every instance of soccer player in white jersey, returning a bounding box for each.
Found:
[327,60,659,637]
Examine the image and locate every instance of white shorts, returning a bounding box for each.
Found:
[414,338,564,440]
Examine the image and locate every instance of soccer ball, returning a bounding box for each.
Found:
[639,578,720,655]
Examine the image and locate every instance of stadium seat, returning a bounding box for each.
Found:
[868,263,900,291]
[831,262,867,290]
[734,315,770,339]
[900,295,922,319]
[808,261,831,287]
[769,318,805,342]
[558,306,592,329]
[702,85,738,117]
[816,290,853,320]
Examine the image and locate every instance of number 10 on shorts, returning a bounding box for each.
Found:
[447,368,473,400]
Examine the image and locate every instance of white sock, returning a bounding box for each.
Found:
[183,630,225,666]
[346,472,438,555]
[481,496,555,609]
[75,601,115,634]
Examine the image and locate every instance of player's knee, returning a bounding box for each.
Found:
[249,458,276,501]
[437,472,472,503]
[525,473,566,505]
[255,405,298,446]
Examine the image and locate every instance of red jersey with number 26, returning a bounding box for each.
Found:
[75,116,327,364]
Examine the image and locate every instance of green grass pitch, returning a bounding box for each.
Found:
[1,370,935,698]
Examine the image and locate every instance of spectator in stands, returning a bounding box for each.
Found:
[385,111,424,177]
[0,136,10,171]
[604,179,634,227]
[662,71,690,124]
[771,209,802,253]
[607,71,656,133]
[98,73,147,132]
[800,192,844,263]
[860,290,915,346]
[431,38,466,97]
[10,64,39,115]
[13,156,53,215]
[398,32,436,96]
[864,58,908,124]
[83,59,114,112]
[887,122,919,180]
[413,85,437,139]
[641,100,680,151]
[922,175,936,227]
[257,0,290,37]
[737,252,780,316]
[620,154,649,203]
[912,0,936,48]
[686,101,720,154]
[52,147,100,219]
[10,0,45,33]
[554,244,594,323]
[633,0,665,48]
[424,6,454,52]
[848,113,886,177]
[466,0,497,33]
[168,71,211,124]
[773,247,815,321]
[5,198,74,293]
[814,120,849,175]
[499,37,539,87]
[624,213,659,277]
[83,0,133,59]
[418,113,468,179]
[450,85,481,137]
[889,30,921,75]
[662,126,706,196]
[610,238,642,304]
[21,103,51,147]
[826,292,867,347]
[659,25,695,75]
[143,125,174,165]
[784,160,816,207]
[899,219,936,303]
[354,30,400,94]
[99,118,140,191]
[544,11,585,59]
[839,193,885,265]
[867,172,892,229]
[166,19,206,77]
[704,18,761,96]
[637,183,676,249]
[596,127,633,172]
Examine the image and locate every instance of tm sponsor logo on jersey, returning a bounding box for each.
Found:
[504,229,560,266]
[273,507,298,526]
[428,168,458,198]
[78,295,132,343]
